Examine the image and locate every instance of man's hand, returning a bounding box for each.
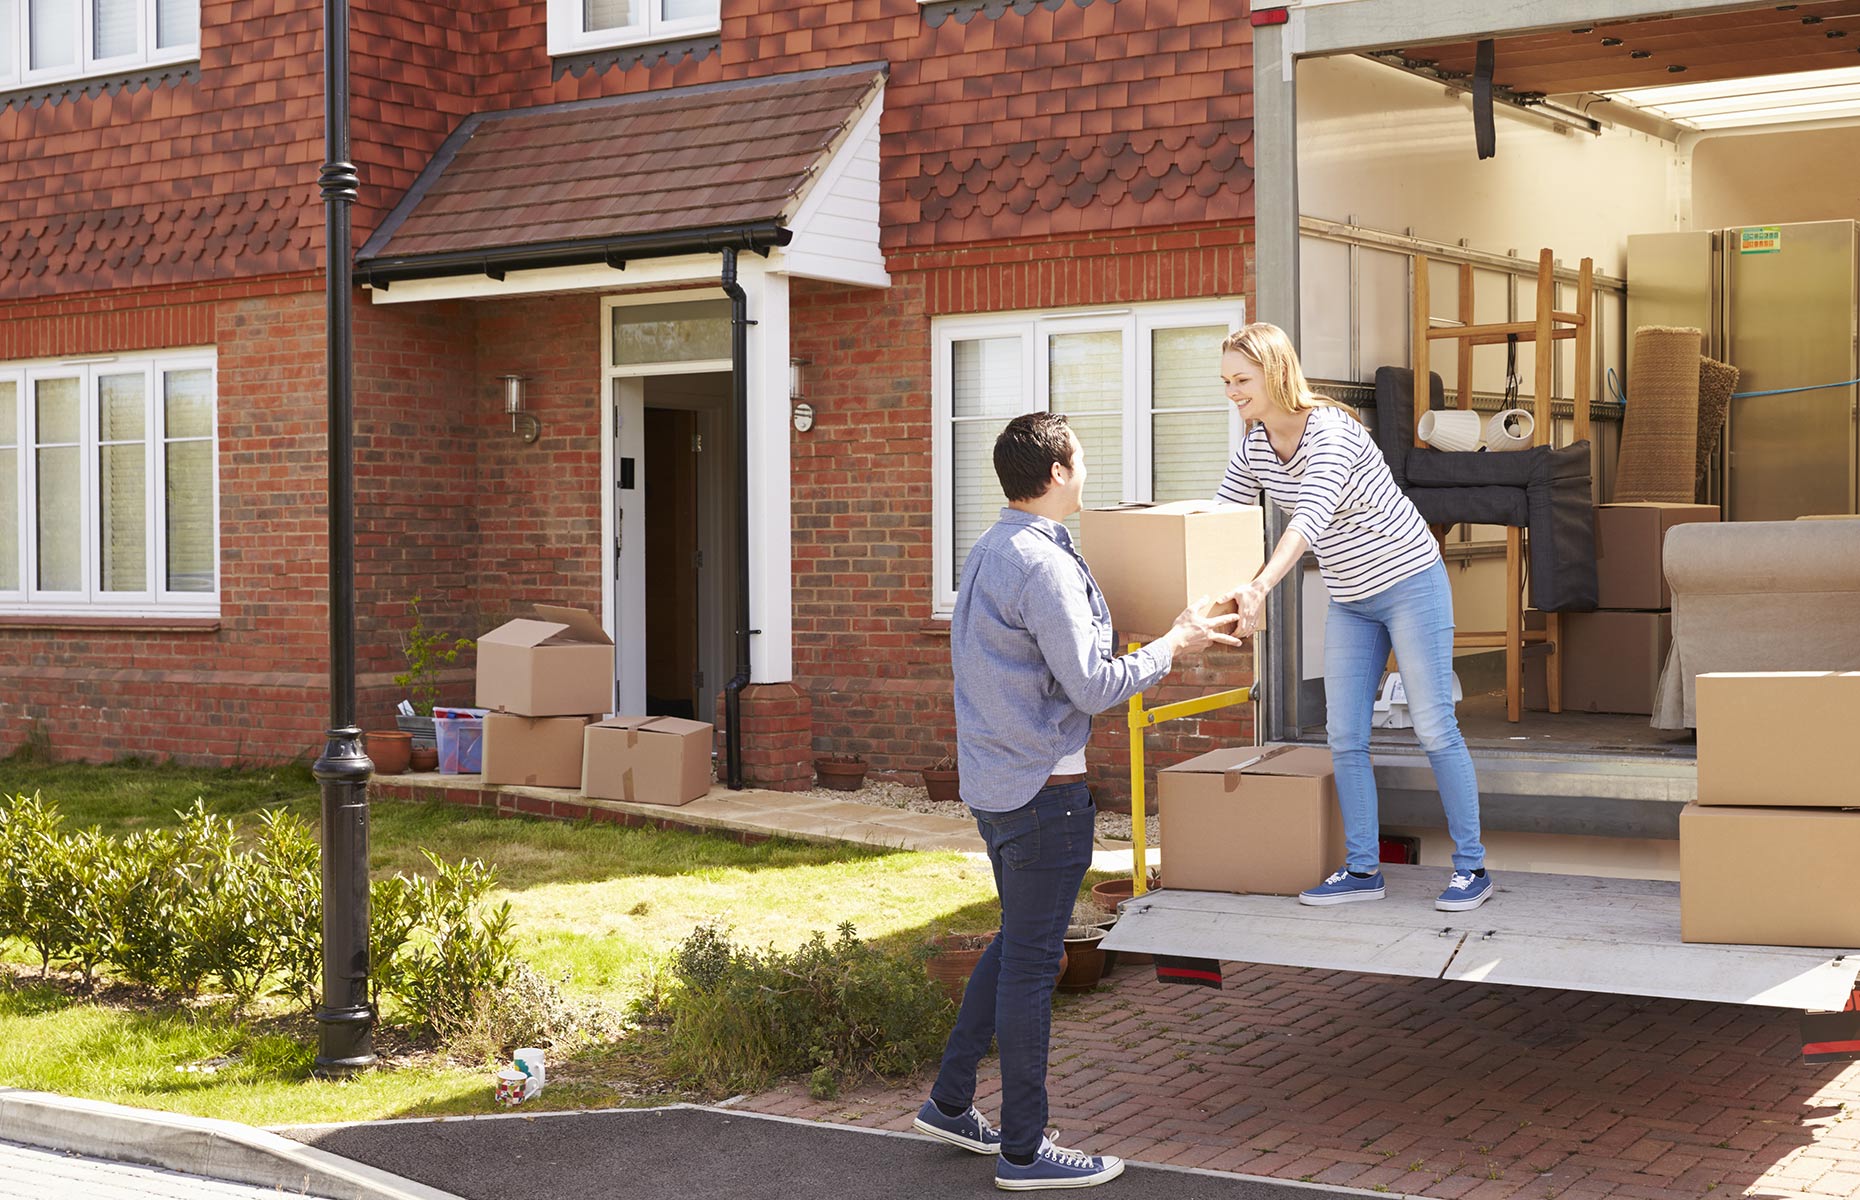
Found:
[1163,595,1246,658]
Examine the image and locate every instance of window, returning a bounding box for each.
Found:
[0,0,197,89]
[546,0,719,58]
[932,301,1243,614]
[0,350,218,616]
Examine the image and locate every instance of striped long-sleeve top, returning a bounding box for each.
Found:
[1215,405,1439,603]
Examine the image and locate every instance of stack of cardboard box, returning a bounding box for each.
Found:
[475,605,715,804]
[1527,502,1718,715]
[1680,671,1860,948]
[475,606,615,789]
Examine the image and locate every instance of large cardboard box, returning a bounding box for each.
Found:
[583,716,714,806]
[1679,803,1860,947]
[476,605,615,717]
[481,714,593,788]
[1158,744,1344,896]
[1079,501,1265,638]
[1592,502,1718,610]
[1523,610,1672,715]
[1696,672,1860,807]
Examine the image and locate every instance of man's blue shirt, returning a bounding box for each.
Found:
[951,508,1173,812]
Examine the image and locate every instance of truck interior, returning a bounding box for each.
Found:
[1103,3,1860,1018]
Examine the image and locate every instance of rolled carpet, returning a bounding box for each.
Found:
[1616,326,1702,503]
[1694,356,1739,503]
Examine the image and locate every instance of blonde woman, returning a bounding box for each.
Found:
[1215,323,1489,911]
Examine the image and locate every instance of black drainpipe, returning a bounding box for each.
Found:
[720,247,754,790]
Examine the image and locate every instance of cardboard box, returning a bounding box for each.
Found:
[476,605,615,717]
[1680,803,1860,947]
[1523,610,1672,715]
[1158,744,1344,896]
[1592,502,1718,610]
[1696,672,1860,807]
[1079,501,1265,638]
[481,714,592,788]
[583,716,714,806]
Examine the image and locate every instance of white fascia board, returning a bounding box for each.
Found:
[1291,0,1753,58]
[769,78,890,290]
[740,259,794,684]
[364,255,733,305]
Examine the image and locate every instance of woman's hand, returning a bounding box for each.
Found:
[1224,581,1268,638]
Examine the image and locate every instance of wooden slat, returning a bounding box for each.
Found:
[1457,262,1475,410]
[1412,252,1430,448]
[1574,258,1594,445]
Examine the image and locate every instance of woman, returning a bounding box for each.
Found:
[1216,323,1490,912]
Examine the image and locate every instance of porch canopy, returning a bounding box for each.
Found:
[354,61,888,288]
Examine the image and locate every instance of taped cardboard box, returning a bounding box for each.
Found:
[583,716,714,806]
[481,714,593,789]
[1696,672,1860,807]
[1158,744,1343,896]
[1592,502,1718,610]
[1680,803,1860,948]
[476,605,615,717]
[1079,501,1265,639]
[1524,610,1671,715]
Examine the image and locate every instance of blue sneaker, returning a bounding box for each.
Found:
[995,1137,1125,1190]
[914,1099,1001,1154]
[1298,867,1386,906]
[1437,869,1493,911]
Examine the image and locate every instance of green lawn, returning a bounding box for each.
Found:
[0,758,1042,1126]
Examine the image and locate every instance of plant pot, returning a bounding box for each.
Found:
[364,730,412,775]
[409,746,440,773]
[814,758,868,791]
[921,767,961,805]
[925,932,1071,1003]
[1087,877,1156,965]
[1058,925,1107,993]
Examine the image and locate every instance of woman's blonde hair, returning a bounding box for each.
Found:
[1221,322,1361,424]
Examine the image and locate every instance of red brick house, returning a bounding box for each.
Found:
[0,0,1258,800]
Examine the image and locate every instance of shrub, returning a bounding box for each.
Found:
[373,852,515,1039]
[444,961,622,1065]
[648,921,953,1099]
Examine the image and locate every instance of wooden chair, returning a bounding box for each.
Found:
[1411,248,1594,723]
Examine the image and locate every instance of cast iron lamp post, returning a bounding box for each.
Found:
[309,0,374,1076]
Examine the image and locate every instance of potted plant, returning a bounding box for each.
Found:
[921,754,961,804]
[393,595,472,748]
[1058,924,1108,993]
[1090,866,1162,916]
[813,752,868,791]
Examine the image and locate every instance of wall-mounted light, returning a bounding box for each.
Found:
[502,373,540,443]
[790,358,814,433]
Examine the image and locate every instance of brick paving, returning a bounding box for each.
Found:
[736,962,1860,1200]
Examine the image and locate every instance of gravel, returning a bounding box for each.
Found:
[794,777,1158,847]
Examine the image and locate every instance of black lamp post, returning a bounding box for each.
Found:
[310,0,374,1076]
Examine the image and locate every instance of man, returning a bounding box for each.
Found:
[913,412,1242,1190]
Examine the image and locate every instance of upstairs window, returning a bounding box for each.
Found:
[547,0,720,58]
[0,0,198,89]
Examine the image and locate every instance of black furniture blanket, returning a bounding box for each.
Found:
[1371,367,1598,613]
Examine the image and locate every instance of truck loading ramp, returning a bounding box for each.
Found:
[1100,863,1859,1011]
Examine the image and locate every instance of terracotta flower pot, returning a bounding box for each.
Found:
[925,931,1071,1003]
[1058,925,1107,993]
[921,767,961,805]
[815,757,867,791]
[1088,877,1155,966]
[364,730,412,775]
[409,745,439,773]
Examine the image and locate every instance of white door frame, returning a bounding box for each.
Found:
[599,273,794,715]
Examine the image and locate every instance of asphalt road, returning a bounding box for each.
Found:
[282,1106,1402,1200]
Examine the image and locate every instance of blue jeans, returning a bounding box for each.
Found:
[930,782,1094,1158]
[1325,561,1484,873]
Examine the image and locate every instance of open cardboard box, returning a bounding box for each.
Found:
[476,604,615,717]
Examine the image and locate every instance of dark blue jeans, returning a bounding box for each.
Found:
[930,781,1095,1157]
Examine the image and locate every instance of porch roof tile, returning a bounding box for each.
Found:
[356,62,884,269]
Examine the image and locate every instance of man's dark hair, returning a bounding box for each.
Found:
[993,412,1075,502]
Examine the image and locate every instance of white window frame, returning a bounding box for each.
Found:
[931,298,1246,617]
[546,0,720,59]
[0,348,220,617]
[5,0,196,91]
